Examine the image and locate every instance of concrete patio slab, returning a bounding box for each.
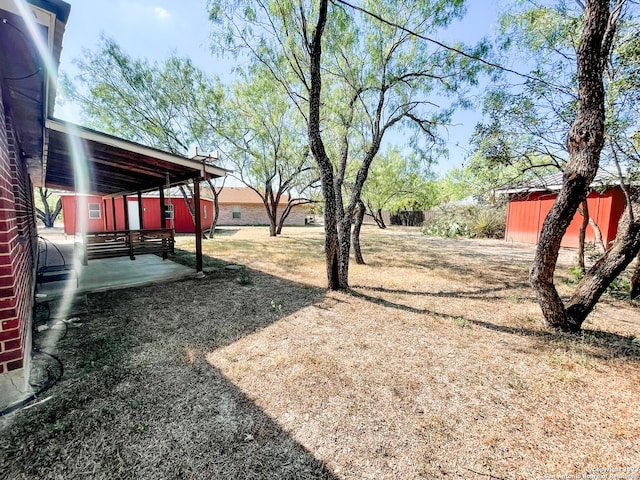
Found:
[36,233,196,301]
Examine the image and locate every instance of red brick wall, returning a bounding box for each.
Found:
[0,85,37,381]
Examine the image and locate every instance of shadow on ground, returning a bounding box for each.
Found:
[350,287,640,363]
[0,254,336,480]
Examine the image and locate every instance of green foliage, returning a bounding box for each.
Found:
[207,0,488,207]
[471,1,640,186]
[423,220,472,238]
[453,317,469,328]
[429,167,475,204]
[470,207,506,238]
[61,36,224,155]
[360,145,436,217]
[422,205,506,239]
[567,266,632,300]
[567,266,584,284]
[607,277,631,299]
[218,63,318,226]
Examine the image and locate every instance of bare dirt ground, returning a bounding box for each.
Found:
[1,225,638,480]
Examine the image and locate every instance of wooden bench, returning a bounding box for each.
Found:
[78,229,175,265]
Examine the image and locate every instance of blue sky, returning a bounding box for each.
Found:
[55,0,502,175]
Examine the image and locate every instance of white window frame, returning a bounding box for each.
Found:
[88,203,101,219]
[165,204,174,220]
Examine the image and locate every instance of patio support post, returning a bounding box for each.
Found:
[159,186,167,259]
[159,187,166,229]
[111,198,117,230]
[123,195,129,230]
[102,198,108,231]
[137,191,144,229]
[193,179,203,275]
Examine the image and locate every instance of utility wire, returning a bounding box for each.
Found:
[332,0,573,94]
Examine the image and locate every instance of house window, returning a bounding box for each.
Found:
[164,204,174,219]
[232,205,241,219]
[88,203,101,219]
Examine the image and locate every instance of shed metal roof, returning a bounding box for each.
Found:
[496,168,636,194]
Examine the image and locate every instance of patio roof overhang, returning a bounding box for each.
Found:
[43,118,229,197]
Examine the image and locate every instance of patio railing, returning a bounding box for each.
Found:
[78,229,175,265]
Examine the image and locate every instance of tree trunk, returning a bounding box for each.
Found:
[307,0,343,290]
[276,201,296,235]
[578,199,590,273]
[267,206,277,237]
[631,251,640,300]
[589,217,606,253]
[353,199,366,265]
[205,179,221,238]
[179,185,196,223]
[370,208,386,229]
[530,0,613,331]
[36,188,62,228]
[566,205,640,329]
[212,196,219,235]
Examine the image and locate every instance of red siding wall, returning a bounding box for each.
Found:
[505,188,626,248]
[63,195,213,234]
[0,85,37,384]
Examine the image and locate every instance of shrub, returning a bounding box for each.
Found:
[422,205,506,239]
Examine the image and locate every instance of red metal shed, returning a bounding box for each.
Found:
[500,170,629,248]
[504,188,626,248]
[60,193,214,235]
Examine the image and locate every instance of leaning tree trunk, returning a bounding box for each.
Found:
[530,0,613,331]
[371,208,386,229]
[589,217,606,253]
[578,199,590,273]
[353,199,366,265]
[205,179,221,238]
[631,251,640,300]
[566,204,640,328]
[276,201,298,235]
[211,196,219,237]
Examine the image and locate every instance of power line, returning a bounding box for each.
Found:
[332,0,573,95]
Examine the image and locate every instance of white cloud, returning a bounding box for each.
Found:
[154,7,171,21]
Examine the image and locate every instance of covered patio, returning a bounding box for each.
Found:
[36,231,195,299]
[36,118,227,297]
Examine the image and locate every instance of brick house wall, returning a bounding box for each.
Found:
[218,204,307,226]
[0,84,38,406]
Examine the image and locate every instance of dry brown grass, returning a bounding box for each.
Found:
[2,225,639,479]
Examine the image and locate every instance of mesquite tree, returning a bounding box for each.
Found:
[530,0,640,332]
[209,0,485,289]
[35,187,62,228]
[63,37,227,226]
[216,67,319,237]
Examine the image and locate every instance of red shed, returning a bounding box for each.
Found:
[499,170,629,248]
[60,191,214,235]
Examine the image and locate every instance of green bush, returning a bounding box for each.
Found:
[422,205,506,239]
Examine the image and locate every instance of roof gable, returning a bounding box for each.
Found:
[217,187,289,205]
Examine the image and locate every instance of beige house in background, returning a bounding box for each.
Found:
[218,187,307,226]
